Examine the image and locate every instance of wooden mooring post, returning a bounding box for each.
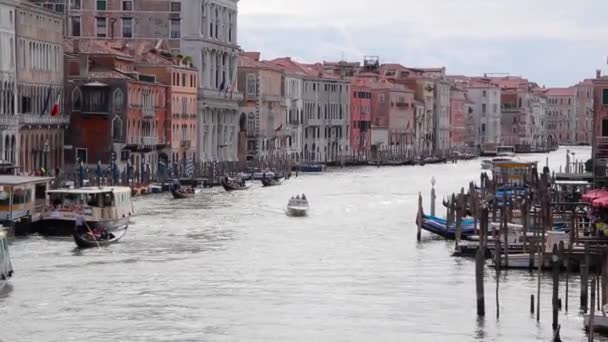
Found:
[582,243,590,312]
[552,244,559,332]
[590,276,596,342]
[475,206,488,317]
[417,193,422,242]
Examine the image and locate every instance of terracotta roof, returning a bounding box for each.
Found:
[64,39,133,59]
[543,87,576,97]
[268,57,343,80]
[240,54,283,72]
[241,51,261,61]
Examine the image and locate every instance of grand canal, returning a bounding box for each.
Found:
[0,147,597,341]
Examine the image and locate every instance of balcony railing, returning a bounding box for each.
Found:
[20,114,70,125]
[202,87,244,101]
[0,115,18,127]
[143,107,154,118]
[127,136,162,146]
[180,140,192,149]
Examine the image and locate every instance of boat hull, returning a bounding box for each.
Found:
[171,189,198,199]
[287,206,308,217]
[261,177,284,187]
[294,164,325,173]
[584,315,608,334]
[36,217,131,236]
[73,227,127,249]
[419,214,476,240]
[221,180,251,192]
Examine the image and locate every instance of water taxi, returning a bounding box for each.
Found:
[0,227,13,289]
[0,176,53,225]
[41,187,134,237]
[287,195,309,217]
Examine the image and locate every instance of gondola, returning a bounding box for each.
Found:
[72,225,128,249]
[221,177,252,192]
[261,176,284,187]
[417,211,476,239]
[170,187,200,199]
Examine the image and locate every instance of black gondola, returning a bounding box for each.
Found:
[221,177,252,192]
[72,226,127,248]
[261,176,284,187]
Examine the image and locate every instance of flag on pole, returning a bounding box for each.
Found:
[40,87,52,116]
[50,89,62,116]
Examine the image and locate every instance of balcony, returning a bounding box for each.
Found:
[180,140,192,149]
[0,115,18,127]
[501,106,520,113]
[20,114,70,125]
[202,87,244,101]
[143,107,154,119]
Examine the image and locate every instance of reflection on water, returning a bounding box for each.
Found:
[0,147,600,342]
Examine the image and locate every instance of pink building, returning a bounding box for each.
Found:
[449,86,467,151]
[574,79,594,145]
[350,79,372,154]
[387,86,415,156]
[592,71,608,182]
[544,87,577,145]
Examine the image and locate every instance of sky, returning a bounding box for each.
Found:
[239,0,608,87]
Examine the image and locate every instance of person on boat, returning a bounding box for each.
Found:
[302,194,307,200]
[296,195,300,200]
[75,212,86,234]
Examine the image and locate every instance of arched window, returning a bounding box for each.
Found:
[112,116,123,140]
[113,89,124,113]
[72,87,81,110]
[247,113,255,133]
[246,74,256,97]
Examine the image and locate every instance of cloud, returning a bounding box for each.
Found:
[239,0,608,86]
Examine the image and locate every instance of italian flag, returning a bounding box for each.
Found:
[50,89,62,116]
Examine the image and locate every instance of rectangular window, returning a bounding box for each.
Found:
[71,16,81,37]
[603,119,608,137]
[122,17,133,38]
[603,89,608,105]
[70,0,81,9]
[170,19,180,38]
[76,148,88,164]
[122,0,133,11]
[482,103,487,114]
[96,17,107,37]
[482,90,487,97]
[96,0,106,11]
[170,1,181,12]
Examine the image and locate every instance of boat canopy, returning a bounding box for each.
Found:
[47,186,131,195]
[582,189,608,208]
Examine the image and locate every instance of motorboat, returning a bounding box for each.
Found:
[490,231,570,269]
[481,159,493,170]
[42,187,133,238]
[221,177,252,192]
[0,227,13,289]
[238,170,275,181]
[584,305,608,335]
[148,184,163,194]
[287,195,309,217]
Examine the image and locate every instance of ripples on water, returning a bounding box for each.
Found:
[0,147,600,341]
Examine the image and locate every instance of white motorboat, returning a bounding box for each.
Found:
[481,160,493,170]
[0,227,13,290]
[584,305,608,335]
[490,231,569,269]
[287,195,309,217]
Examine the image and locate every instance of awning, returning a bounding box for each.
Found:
[83,81,109,87]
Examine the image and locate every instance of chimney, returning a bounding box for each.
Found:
[597,69,602,79]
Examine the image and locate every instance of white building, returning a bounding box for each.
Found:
[434,80,450,155]
[466,81,502,146]
[0,0,17,163]
[181,0,242,162]
[284,75,304,161]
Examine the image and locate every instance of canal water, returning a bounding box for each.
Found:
[0,147,597,342]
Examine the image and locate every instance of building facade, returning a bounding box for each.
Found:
[574,79,594,145]
[0,0,17,165]
[237,52,285,161]
[40,0,182,50]
[591,72,608,183]
[64,41,168,182]
[135,50,198,176]
[544,87,577,145]
[16,0,68,174]
[182,0,242,162]
[465,80,501,147]
[449,86,467,152]
[349,79,371,155]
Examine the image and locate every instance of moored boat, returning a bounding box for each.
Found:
[0,227,13,289]
[221,177,252,192]
[42,187,133,237]
[584,307,608,335]
[287,195,309,217]
[294,164,325,173]
[417,212,476,239]
[481,160,493,170]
